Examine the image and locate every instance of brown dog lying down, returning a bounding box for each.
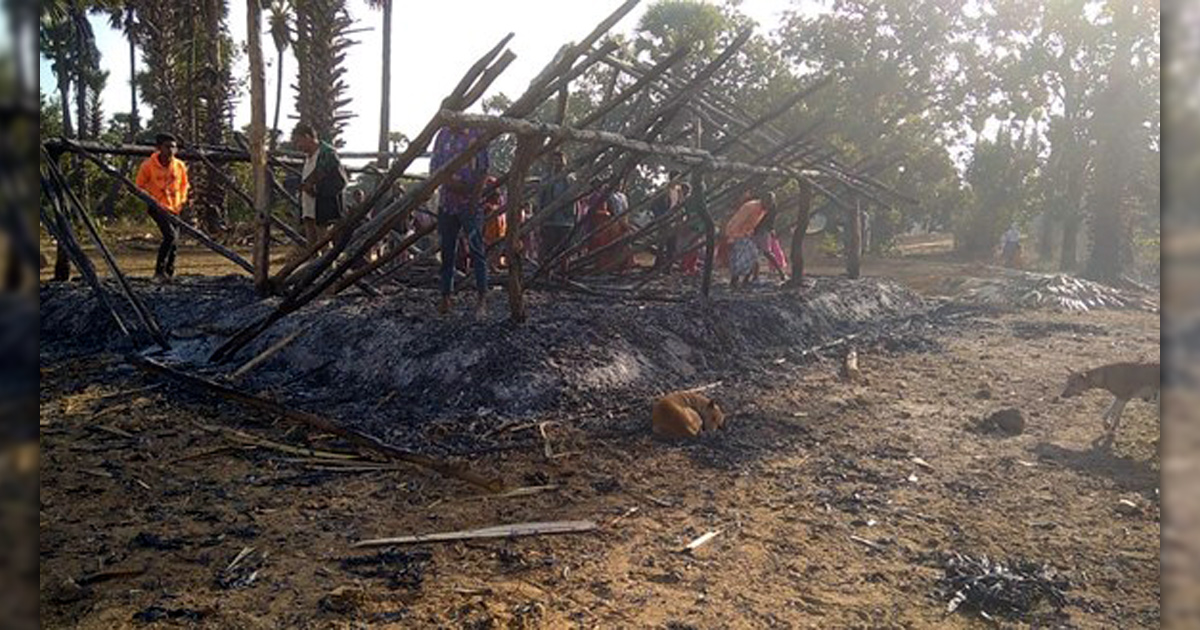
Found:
[651,391,726,439]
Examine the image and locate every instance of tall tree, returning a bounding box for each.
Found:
[191,0,237,235]
[267,0,292,152]
[133,1,183,134]
[366,0,392,169]
[1083,0,1156,282]
[97,4,140,138]
[292,0,354,145]
[248,0,270,293]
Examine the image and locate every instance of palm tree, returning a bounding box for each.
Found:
[267,0,292,152]
[98,3,139,139]
[133,1,182,134]
[192,0,236,235]
[248,0,270,292]
[292,0,354,145]
[39,1,76,142]
[366,0,392,169]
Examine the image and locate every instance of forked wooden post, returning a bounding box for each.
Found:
[505,135,538,324]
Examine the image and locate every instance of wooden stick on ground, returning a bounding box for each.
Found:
[682,530,721,553]
[352,520,598,548]
[133,356,504,492]
[229,322,314,381]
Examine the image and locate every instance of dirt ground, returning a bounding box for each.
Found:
[39,234,1162,629]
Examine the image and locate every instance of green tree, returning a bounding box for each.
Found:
[267,0,292,152]
[292,0,354,145]
[955,124,1043,256]
[366,0,393,168]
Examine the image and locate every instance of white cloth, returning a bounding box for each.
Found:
[1002,227,1020,245]
[301,150,318,220]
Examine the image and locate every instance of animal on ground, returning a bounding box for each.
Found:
[1060,361,1160,444]
[651,391,726,439]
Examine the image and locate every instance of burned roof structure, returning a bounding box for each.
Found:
[39,0,909,387]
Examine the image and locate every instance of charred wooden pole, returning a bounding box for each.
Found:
[132,356,505,493]
[43,156,171,350]
[691,115,715,299]
[212,1,649,362]
[693,169,715,298]
[39,176,132,340]
[267,33,517,292]
[785,178,814,287]
[328,18,647,295]
[41,137,414,167]
[847,196,862,279]
[211,32,533,363]
[505,135,538,323]
[65,140,256,274]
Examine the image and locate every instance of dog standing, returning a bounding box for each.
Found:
[1060,361,1159,444]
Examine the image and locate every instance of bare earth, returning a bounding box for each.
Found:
[39,235,1161,629]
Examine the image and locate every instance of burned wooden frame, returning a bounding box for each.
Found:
[39,0,907,369]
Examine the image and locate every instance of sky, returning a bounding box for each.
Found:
[38,0,795,167]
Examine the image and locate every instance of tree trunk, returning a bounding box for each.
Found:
[1083,1,1136,284]
[1038,211,1054,265]
[54,81,74,282]
[248,0,271,295]
[271,47,284,152]
[505,136,538,323]
[376,0,392,169]
[1060,213,1081,271]
[128,7,139,136]
[788,179,814,286]
[847,199,862,279]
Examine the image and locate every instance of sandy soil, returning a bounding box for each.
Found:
[39,236,1162,629]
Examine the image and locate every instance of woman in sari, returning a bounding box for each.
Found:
[584,182,632,273]
[724,191,776,289]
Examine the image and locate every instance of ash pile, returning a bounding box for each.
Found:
[41,275,943,444]
[942,269,1157,313]
[937,552,1071,622]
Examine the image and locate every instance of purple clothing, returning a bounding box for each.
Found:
[430,126,490,216]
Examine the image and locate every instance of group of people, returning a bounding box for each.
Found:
[132,121,793,305]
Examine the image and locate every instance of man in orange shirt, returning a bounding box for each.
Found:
[135,133,190,281]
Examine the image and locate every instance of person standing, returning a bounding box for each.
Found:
[537,150,576,270]
[430,123,490,316]
[135,133,190,281]
[724,191,776,289]
[651,172,685,272]
[1000,223,1021,268]
[293,123,348,248]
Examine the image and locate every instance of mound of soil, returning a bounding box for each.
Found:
[41,276,935,441]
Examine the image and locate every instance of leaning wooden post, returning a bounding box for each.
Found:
[43,155,170,350]
[786,178,814,287]
[506,135,538,323]
[248,0,271,295]
[847,196,862,279]
[38,178,132,340]
[66,141,257,274]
